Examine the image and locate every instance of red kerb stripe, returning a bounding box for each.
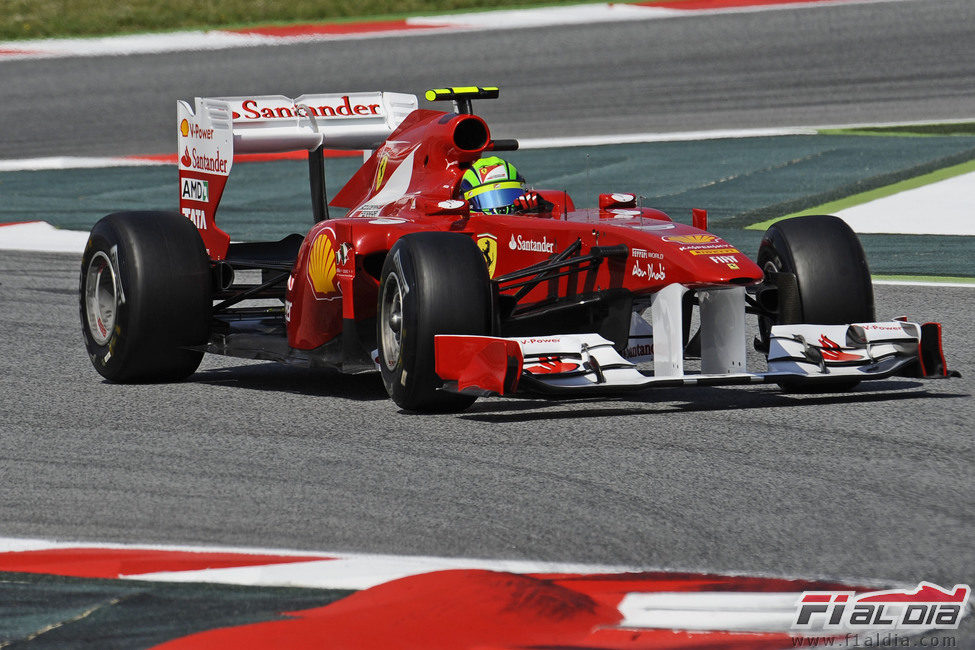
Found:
[0,548,331,578]
[0,220,43,227]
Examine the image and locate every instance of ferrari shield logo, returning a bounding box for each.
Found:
[476,234,497,278]
[375,154,389,192]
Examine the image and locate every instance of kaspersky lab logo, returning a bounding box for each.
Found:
[793,582,970,631]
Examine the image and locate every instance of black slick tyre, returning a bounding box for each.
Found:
[757,215,874,391]
[377,232,491,412]
[80,211,211,382]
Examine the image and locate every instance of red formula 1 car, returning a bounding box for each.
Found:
[80,87,952,412]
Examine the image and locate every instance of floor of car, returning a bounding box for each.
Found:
[225,233,304,267]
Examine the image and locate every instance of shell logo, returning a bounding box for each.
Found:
[308,232,338,296]
[180,119,189,137]
[662,234,719,244]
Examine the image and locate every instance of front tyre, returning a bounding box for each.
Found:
[377,232,491,412]
[80,211,211,382]
[757,214,875,391]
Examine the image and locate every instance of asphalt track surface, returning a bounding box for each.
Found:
[2,251,973,589]
[0,0,974,159]
[0,0,974,641]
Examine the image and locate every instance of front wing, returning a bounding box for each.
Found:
[434,321,949,397]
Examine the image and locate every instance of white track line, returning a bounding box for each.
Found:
[0,221,90,253]
[2,221,972,287]
[872,279,975,288]
[3,117,972,172]
[518,126,819,148]
[0,156,169,171]
[408,2,681,28]
[0,127,820,174]
[5,536,959,640]
[0,536,641,591]
[0,535,898,595]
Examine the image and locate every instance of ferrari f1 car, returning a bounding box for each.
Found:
[80,86,953,412]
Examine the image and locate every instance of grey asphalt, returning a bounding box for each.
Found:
[0,0,973,159]
[1,251,972,592]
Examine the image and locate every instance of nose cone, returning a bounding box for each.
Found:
[685,252,764,286]
[648,230,764,287]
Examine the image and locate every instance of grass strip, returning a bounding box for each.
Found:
[872,275,975,286]
[0,0,551,40]
[0,0,710,41]
[745,157,975,230]
[819,122,975,137]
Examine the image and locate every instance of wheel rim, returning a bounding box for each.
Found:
[379,272,403,371]
[84,251,118,346]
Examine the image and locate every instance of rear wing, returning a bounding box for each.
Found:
[177,91,418,259]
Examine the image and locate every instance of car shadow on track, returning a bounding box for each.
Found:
[184,364,968,417]
[458,381,968,423]
[188,363,390,401]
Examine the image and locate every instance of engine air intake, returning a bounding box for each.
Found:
[452,116,489,152]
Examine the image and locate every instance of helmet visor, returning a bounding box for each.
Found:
[466,183,524,212]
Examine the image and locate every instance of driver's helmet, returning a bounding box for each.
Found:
[460,156,526,214]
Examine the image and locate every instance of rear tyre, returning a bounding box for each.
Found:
[80,211,211,382]
[377,232,491,412]
[757,215,874,391]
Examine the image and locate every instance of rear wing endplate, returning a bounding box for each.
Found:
[176,91,418,259]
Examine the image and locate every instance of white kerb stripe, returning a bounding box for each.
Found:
[618,592,801,632]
